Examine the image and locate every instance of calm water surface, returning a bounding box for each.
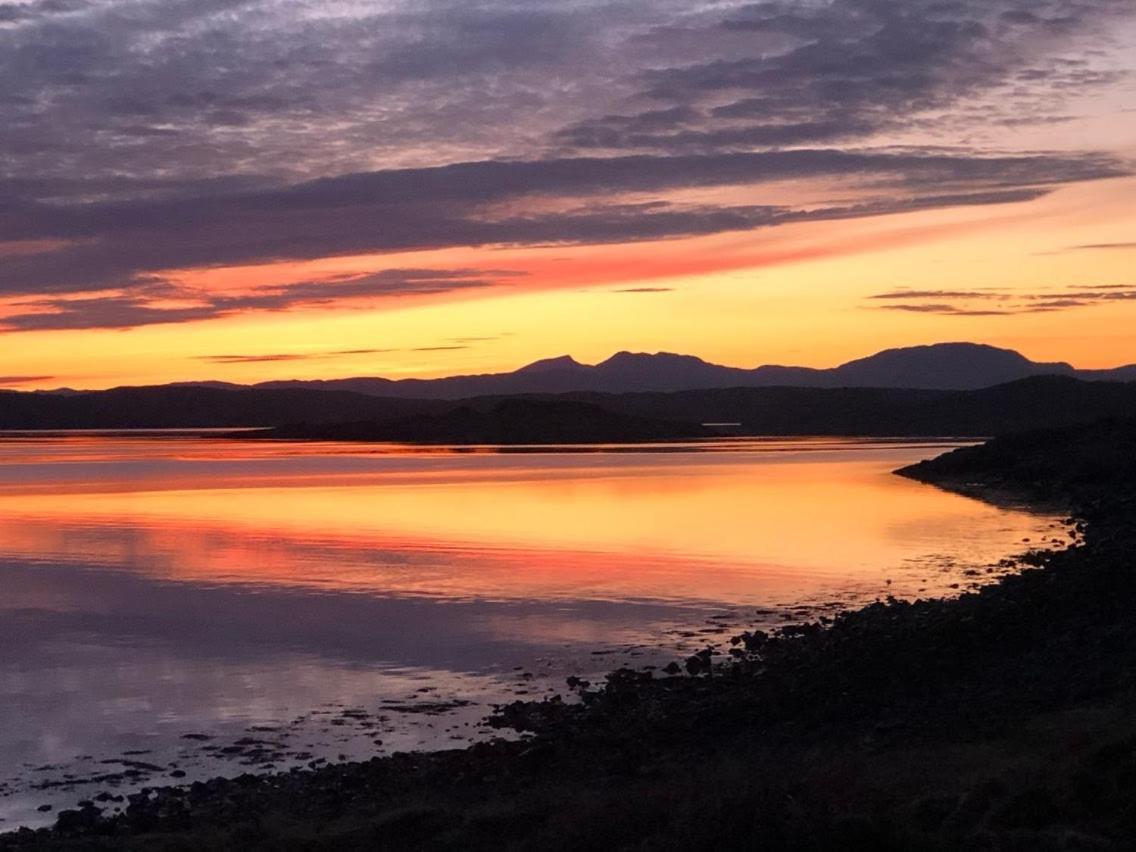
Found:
[0,435,1065,827]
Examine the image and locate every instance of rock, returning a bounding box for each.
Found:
[55,804,102,833]
[684,655,707,675]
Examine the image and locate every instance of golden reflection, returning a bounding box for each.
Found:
[0,437,1058,606]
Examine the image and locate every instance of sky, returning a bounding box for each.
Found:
[0,0,1134,389]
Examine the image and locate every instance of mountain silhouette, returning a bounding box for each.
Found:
[242,342,1135,398]
[6,342,1136,435]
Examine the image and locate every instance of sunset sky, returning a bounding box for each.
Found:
[1,0,1134,390]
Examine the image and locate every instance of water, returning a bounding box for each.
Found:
[0,435,1065,827]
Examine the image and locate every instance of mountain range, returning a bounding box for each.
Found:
[168,342,1136,398]
[5,342,1136,436]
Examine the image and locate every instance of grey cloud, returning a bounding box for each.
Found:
[1,0,1130,194]
[0,297,219,330]
[0,0,1131,318]
[554,0,1133,155]
[556,117,878,152]
[0,149,1122,298]
[0,0,628,191]
[0,268,514,331]
[0,0,86,23]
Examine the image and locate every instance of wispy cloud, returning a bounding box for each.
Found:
[198,348,400,364]
[868,290,1010,301]
[869,284,1136,316]
[1036,242,1136,256]
[0,375,55,387]
[0,268,518,331]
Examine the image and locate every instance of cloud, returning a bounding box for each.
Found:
[0,268,515,331]
[869,290,1009,300]
[614,287,674,293]
[554,0,1134,155]
[1035,241,1136,256]
[1068,242,1136,251]
[198,354,311,364]
[869,284,1136,316]
[3,0,1127,196]
[0,150,1122,302]
[198,348,400,364]
[1,1,1129,189]
[0,0,1131,326]
[875,303,1012,316]
[0,374,55,386]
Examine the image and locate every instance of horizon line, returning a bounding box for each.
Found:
[8,341,1135,394]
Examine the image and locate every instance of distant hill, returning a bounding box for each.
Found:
[254,399,713,444]
[6,374,1136,439]
[0,386,445,429]
[221,343,1136,397]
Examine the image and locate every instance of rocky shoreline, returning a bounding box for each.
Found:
[4,421,1136,850]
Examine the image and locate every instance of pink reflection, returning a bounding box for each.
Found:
[0,436,1059,607]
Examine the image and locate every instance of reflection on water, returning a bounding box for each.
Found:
[0,435,1064,827]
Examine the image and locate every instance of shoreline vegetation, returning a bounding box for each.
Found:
[5,420,1136,850]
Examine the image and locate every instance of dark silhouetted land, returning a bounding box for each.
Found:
[6,375,1136,440]
[6,419,1136,849]
[252,399,713,444]
[190,342,1136,396]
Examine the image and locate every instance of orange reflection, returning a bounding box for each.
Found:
[0,437,1060,607]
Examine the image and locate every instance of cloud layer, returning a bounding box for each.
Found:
[1,0,1133,329]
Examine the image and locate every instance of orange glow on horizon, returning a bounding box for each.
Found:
[2,177,1135,390]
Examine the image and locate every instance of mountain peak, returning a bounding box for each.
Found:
[514,355,585,374]
[599,351,711,368]
[841,342,1029,367]
[834,342,1075,390]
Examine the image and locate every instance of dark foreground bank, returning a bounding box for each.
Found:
[5,420,1136,851]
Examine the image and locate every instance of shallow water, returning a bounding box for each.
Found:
[0,435,1065,828]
